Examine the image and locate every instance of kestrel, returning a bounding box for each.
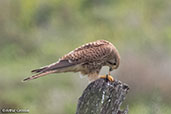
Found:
[23,40,120,82]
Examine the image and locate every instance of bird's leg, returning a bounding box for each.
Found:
[100,71,114,82]
[107,71,114,82]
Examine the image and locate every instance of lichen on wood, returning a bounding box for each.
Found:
[76,78,129,114]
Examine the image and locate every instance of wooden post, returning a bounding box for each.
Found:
[76,78,129,114]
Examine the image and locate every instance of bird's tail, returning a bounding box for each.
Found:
[22,70,56,82]
[31,67,47,73]
[22,60,78,82]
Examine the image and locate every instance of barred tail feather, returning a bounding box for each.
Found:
[31,60,76,74]
[23,60,79,82]
[31,67,48,73]
[22,70,56,82]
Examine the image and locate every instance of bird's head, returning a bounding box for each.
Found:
[106,47,120,72]
[107,58,120,72]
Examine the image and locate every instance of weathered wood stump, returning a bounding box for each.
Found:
[76,78,129,114]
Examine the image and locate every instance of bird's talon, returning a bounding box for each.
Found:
[100,75,114,82]
[108,75,114,82]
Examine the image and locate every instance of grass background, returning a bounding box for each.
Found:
[0,0,171,114]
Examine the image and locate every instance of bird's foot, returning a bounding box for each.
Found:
[100,74,114,82]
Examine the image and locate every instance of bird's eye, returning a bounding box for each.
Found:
[107,61,116,65]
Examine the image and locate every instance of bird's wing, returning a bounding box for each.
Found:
[33,40,112,73]
[31,59,76,73]
[23,40,113,82]
[62,40,113,64]
[72,40,110,52]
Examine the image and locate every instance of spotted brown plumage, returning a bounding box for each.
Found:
[23,40,120,82]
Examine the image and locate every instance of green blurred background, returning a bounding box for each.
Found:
[0,0,171,114]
